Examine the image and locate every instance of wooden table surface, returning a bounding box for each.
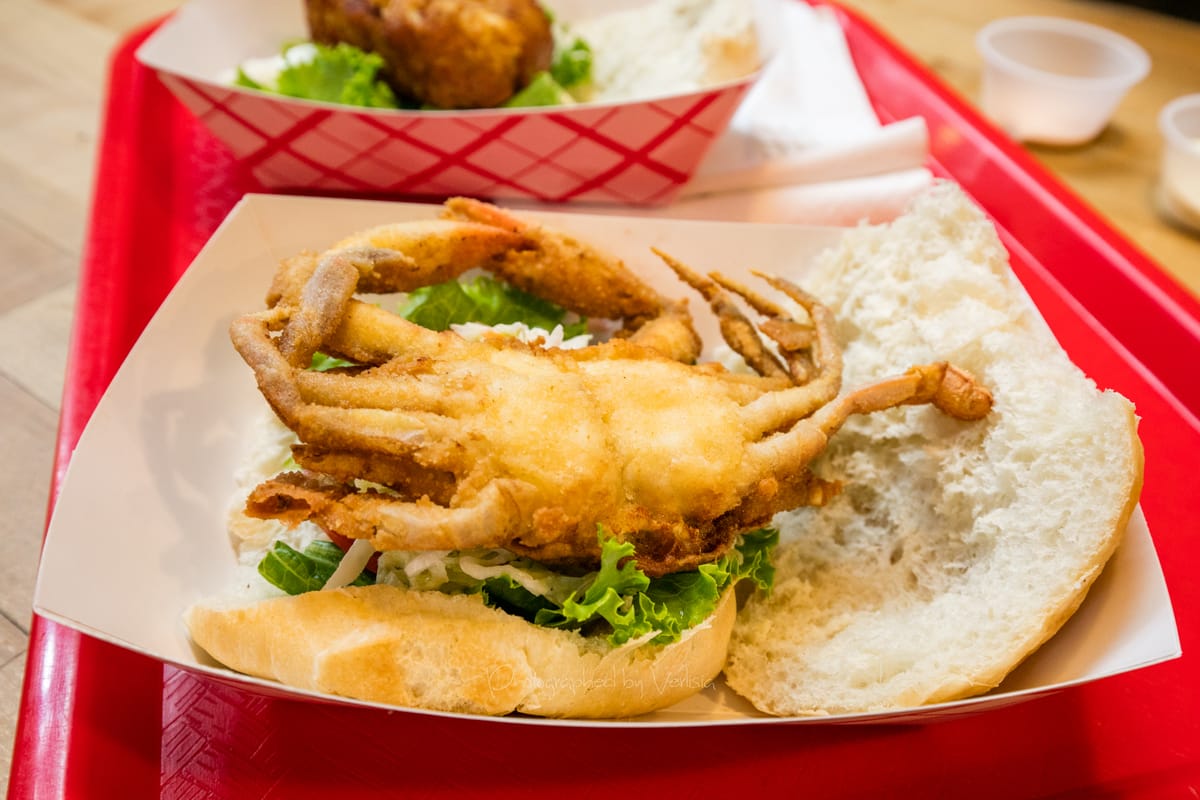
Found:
[1,0,1197,791]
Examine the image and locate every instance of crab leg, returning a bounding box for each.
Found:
[232,308,474,462]
[293,405,465,458]
[652,248,790,379]
[358,478,540,551]
[295,367,471,415]
[320,301,450,365]
[275,254,360,368]
[809,362,993,429]
[246,471,540,552]
[290,445,457,505]
[265,219,526,306]
[712,271,839,388]
[265,219,529,368]
[742,362,993,484]
[326,218,532,293]
[443,196,665,325]
[621,298,702,363]
[230,311,306,429]
[719,273,844,436]
[273,203,696,364]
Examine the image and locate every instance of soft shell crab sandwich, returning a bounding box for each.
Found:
[187,186,1142,720]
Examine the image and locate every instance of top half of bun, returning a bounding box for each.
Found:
[187,580,737,720]
[724,181,1144,717]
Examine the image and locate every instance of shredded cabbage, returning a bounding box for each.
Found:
[373,528,777,646]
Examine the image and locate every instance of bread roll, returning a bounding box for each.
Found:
[187,582,736,718]
[723,182,1144,715]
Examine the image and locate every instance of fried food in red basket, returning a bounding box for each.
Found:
[305,0,554,108]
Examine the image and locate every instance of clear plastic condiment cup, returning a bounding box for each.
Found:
[1158,94,1200,232]
[976,16,1150,146]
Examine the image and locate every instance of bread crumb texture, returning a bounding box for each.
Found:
[723,182,1144,716]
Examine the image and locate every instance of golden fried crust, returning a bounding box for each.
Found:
[305,0,554,108]
[291,444,458,504]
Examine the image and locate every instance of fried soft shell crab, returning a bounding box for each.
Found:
[230,199,992,577]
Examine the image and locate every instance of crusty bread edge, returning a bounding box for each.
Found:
[919,404,1145,707]
[186,582,737,719]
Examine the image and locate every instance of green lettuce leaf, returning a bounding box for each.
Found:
[498,34,592,108]
[241,31,586,111]
[308,351,357,372]
[480,575,559,618]
[728,526,778,593]
[550,37,592,89]
[504,72,574,108]
[398,275,587,337]
[233,66,268,91]
[331,527,776,645]
[258,540,373,595]
[525,528,776,645]
[533,534,650,639]
[275,42,400,109]
[632,566,724,643]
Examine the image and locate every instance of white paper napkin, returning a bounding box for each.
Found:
[670,167,932,225]
[671,1,932,225]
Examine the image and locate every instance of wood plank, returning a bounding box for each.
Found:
[0,375,59,634]
[0,647,29,797]
[0,213,77,316]
[0,0,115,248]
[0,284,76,408]
[45,0,182,34]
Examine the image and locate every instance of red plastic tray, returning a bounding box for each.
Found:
[11,5,1200,797]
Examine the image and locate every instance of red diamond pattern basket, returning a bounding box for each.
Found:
[157,73,754,205]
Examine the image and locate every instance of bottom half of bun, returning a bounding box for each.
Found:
[186,583,736,719]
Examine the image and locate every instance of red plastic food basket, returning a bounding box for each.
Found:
[10,3,1200,797]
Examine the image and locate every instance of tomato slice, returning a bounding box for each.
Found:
[323,527,381,573]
